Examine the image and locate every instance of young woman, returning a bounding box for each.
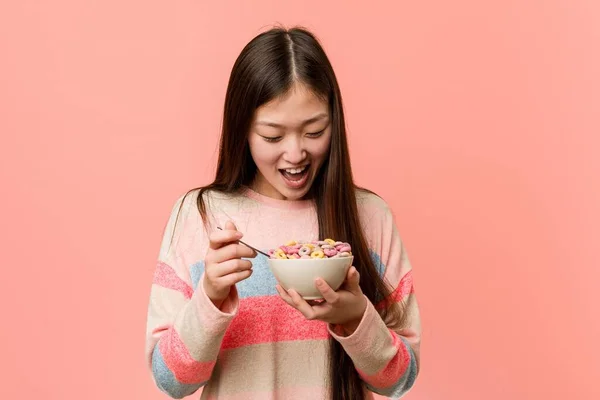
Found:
[145,27,421,400]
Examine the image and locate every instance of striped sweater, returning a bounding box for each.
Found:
[145,187,422,399]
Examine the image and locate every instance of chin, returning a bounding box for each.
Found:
[280,187,310,201]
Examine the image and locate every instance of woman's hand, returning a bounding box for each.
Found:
[276,266,367,335]
[203,221,256,308]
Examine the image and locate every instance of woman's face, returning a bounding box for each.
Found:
[248,82,332,201]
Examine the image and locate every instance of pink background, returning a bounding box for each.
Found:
[1,1,598,399]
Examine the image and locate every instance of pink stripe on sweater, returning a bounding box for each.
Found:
[376,270,414,309]
[222,295,329,349]
[357,332,411,388]
[154,261,193,300]
[159,327,215,384]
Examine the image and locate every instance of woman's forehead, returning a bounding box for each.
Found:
[254,85,329,129]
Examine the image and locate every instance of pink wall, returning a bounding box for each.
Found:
[1,1,598,399]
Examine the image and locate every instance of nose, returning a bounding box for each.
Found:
[282,137,307,165]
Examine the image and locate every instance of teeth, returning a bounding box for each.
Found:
[284,166,307,174]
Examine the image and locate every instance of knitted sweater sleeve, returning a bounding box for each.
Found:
[329,198,422,399]
[145,191,239,398]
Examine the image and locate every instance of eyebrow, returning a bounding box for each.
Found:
[255,113,329,128]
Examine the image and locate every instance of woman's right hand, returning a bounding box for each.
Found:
[203,221,256,308]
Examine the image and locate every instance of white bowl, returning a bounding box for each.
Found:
[268,256,354,300]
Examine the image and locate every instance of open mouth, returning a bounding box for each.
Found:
[279,164,310,189]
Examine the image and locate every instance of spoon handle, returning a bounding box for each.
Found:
[216,227,270,258]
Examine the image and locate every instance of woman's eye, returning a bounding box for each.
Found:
[306,130,325,138]
[262,136,282,143]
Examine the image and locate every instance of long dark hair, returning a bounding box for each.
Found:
[178,27,404,399]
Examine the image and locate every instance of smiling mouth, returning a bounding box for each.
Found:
[279,164,310,188]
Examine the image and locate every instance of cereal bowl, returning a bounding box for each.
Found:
[268,256,354,300]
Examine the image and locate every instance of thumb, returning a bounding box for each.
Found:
[347,266,362,295]
[224,220,237,231]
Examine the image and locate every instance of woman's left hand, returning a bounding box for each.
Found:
[276,266,367,334]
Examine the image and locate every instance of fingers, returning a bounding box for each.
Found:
[275,285,293,304]
[209,228,242,250]
[286,288,320,320]
[210,258,253,278]
[276,285,315,318]
[315,278,340,305]
[277,285,326,307]
[203,221,256,303]
[220,269,253,287]
[224,220,237,231]
[204,267,252,297]
[209,242,256,264]
[245,247,258,258]
[204,258,252,288]
[208,221,256,260]
[276,269,365,325]
[345,267,362,295]
[209,220,240,250]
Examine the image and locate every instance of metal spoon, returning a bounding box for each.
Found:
[216,227,270,258]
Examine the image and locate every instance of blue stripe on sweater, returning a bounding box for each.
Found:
[190,256,278,298]
[151,344,204,399]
